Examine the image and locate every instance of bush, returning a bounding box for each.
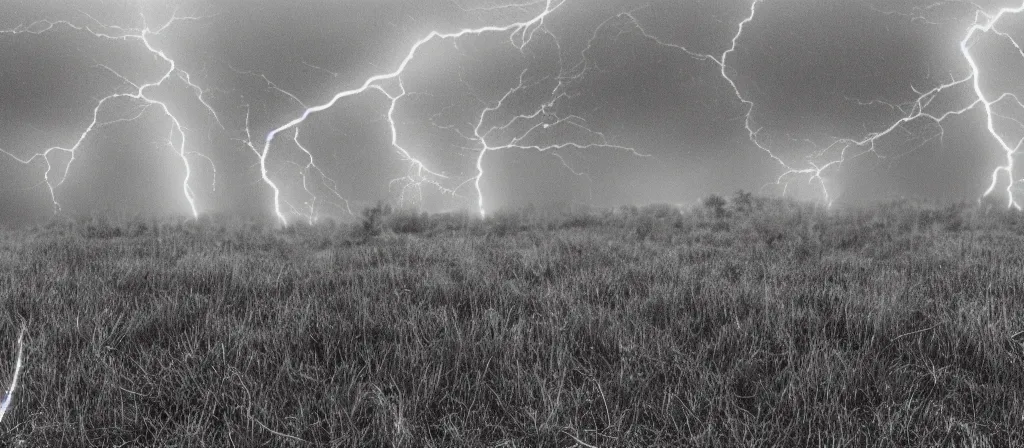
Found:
[703,194,727,218]
[361,201,393,236]
[640,203,680,220]
[488,211,527,237]
[618,205,639,216]
[634,215,655,241]
[80,213,122,239]
[558,212,604,229]
[386,209,431,234]
[429,210,473,234]
[732,190,754,214]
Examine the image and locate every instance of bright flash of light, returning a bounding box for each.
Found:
[248,0,644,224]
[0,8,221,217]
[969,1,1024,209]
[706,0,1024,207]
[0,324,26,424]
[3,0,1024,222]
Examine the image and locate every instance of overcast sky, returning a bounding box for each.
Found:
[0,0,1021,225]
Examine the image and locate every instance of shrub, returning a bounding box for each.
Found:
[618,205,639,216]
[361,201,393,236]
[488,211,527,237]
[703,194,727,218]
[558,212,604,229]
[386,209,431,234]
[732,190,754,214]
[429,210,473,233]
[80,213,122,239]
[640,203,680,220]
[634,215,655,241]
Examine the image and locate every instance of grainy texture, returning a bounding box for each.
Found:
[0,198,1022,446]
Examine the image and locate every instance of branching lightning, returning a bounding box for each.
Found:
[704,0,1024,206]
[248,0,647,223]
[968,1,1024,208]
[2,0,1024,222]
[591,0,1024,206]
[0,8,220,217]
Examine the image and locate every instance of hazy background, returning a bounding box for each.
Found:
[0,0,1020,225]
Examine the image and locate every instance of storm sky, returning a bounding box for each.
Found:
[0,0,1022,225]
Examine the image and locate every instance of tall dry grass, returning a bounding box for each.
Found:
[0,198,1020,445]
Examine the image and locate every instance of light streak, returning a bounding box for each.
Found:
[713,0,1024,206]
[254,0,643,223]
[0,8,219,217]
[3,1,1024,220]
[0,324,26,424]
[968,1,1024,208]
[606,0,1024,207]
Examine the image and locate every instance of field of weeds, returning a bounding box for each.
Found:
[0,196,1022,446]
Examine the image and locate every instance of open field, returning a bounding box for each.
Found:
[0,198,1023,446]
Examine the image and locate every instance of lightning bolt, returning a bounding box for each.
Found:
[967,1,1024,208]
[251,0,646,223]
[722,0,1024,206]
[605,0,1024,207]
[0,7,220,217]
[290,128,354,223]
[5,1,1022,222]
[0,324,26,424]
[815,0,1024,208]
[831,0,1024,208]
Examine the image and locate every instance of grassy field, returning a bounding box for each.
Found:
[0,197,1023,446]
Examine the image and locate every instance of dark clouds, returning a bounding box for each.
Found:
[0,0,1021,224]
